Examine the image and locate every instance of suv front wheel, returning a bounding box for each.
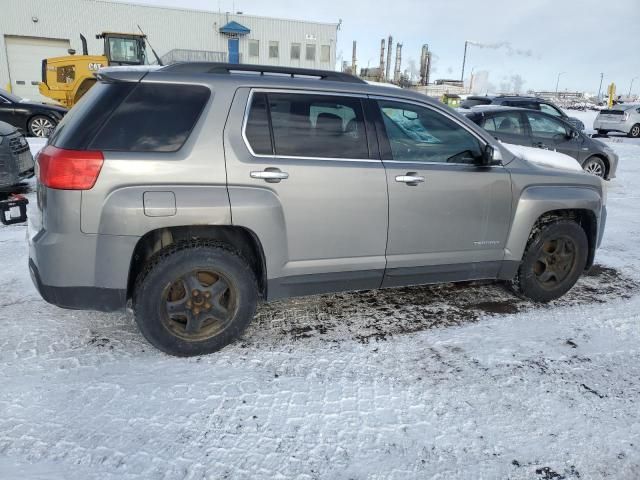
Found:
[133,241,258,356]
[512,220,588,302]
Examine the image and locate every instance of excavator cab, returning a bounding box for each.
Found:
[98,32,147,66]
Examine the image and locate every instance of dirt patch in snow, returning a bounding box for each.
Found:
[246,264,639,346]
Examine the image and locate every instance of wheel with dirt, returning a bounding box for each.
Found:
[28,115,56,137]
[582,156,606,178]
[512,220,588,302]
[628,123,640,138]
[133,241,258,356]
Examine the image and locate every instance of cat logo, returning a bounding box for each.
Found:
[88,63,103,71]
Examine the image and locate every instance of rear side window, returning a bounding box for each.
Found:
[483,113,526,136]
[90,83,210,152]
[245,93,273,155]
[244,92,369,159]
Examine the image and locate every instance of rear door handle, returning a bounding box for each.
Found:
[395,172,425,186]
[250,168,289,183]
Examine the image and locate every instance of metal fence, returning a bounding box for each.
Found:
[160,49,238,65]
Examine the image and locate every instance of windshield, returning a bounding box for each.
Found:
[0,89,22,103]
[108,37,142,63]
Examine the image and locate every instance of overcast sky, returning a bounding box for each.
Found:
[117,0,639,94]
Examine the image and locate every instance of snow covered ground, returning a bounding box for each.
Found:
[1,111,640,479]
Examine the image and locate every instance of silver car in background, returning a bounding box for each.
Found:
[594,104,640,137]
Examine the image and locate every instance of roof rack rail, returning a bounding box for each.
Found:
[161,62,367,84]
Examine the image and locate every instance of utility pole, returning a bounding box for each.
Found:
[597,73,604,102]
[461,40,468,82]
[629,77,638,97]
[555,71,565,95]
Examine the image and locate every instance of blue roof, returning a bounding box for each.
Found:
[219,21,250,35]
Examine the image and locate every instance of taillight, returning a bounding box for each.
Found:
[37,145,104,190]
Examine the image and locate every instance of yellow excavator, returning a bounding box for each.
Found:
[39,28,163,108]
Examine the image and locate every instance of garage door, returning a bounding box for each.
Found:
[5,36,71,101]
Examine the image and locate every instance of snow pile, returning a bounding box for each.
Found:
[502,142,584,173]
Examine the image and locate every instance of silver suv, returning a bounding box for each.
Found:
[594,103,640,137]
[28,63,607,356]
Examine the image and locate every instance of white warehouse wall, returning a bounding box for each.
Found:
[0,0,338,94]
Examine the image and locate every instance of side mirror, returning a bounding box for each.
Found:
[568,129,580,139]
[479,144,500,166]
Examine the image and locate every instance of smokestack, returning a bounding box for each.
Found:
[425,51,432,86]
[379,38,386,81]
[352,41,357,76]
[394,42,402,83]
[385,35,393,82]
[420,44,428,86]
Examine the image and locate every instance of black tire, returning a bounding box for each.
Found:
[28,115,57,137]
[511,220,588,303]
[582,156,607,178]
[628,124,640,138]
[133,241,258,356]
[596,129,608,137]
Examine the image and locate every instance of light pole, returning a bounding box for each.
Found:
[597,72,604,102]
[555,71,566,96]
[629,77,638,98]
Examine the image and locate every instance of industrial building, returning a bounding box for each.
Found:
[0,0,339,100]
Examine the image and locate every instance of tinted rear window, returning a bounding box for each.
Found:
[89,83,210,152]
[599,109,625,115]
[49,82,135,150]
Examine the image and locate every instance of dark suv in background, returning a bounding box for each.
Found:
[460,95,585,131]
[462,106,617,179]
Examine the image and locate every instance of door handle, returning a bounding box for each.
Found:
[250,168,289,183]
[395,172,425,186]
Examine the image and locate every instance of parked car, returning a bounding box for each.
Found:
[0,120,34,192]
[462,106,618,179]
[460,95,585,131]
[0,89,67,138]
[29,63,607,356]
[593,103,640,137]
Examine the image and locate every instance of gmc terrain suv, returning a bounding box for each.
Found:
[29,63,607,356]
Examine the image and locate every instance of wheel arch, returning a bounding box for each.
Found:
[127,225,267,301]
[504,186,602,270]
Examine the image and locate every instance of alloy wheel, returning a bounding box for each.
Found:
[533,236,577,290]
[30,117,54,137]
[162,269,238,341]
[583,160,604,177]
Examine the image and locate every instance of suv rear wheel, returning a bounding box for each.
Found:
[629,124,640,138]
[512,220,588,302]
[133,241,258,356]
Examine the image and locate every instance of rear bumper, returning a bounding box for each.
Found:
[29,259,126,311]
[593,119,629,133]
[28,221,138,312]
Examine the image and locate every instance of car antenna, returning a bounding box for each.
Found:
[137,24,164,66]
